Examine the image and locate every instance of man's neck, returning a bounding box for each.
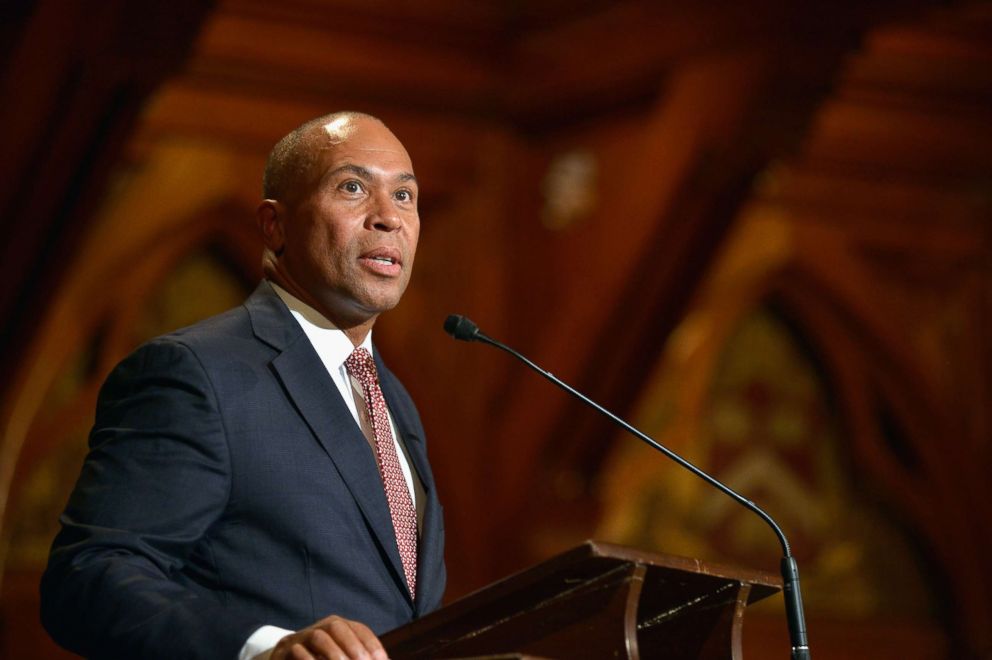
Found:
[265,276,374,346]
[267,280,373,347]
[341,324,373,348]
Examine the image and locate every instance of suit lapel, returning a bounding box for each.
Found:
[246,283,413,605]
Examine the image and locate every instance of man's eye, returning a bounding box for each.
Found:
[394,189,413,202]
[341,181,364,194]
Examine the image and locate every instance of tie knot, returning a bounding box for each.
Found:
[344,347,378,385]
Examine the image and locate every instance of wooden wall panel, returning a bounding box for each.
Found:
[0,0,213,380]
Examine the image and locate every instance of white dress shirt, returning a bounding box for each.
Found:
[239,282,417,660]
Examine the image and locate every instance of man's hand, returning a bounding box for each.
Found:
[270,615,387,660]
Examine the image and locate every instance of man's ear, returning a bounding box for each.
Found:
[257,199,286,255]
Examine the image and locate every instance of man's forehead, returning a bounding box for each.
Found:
[313,118,413,172]
[316,115,399,144]
[318,115,402,149]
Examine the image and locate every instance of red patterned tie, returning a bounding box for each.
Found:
[344,347,417,598]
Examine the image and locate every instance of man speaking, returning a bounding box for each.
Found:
[41,112,445,659]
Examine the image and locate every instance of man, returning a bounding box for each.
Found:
[40,112,445,659]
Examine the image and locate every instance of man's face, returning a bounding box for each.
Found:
[271,117,420,327]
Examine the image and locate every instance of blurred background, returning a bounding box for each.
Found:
[1,0,990,657]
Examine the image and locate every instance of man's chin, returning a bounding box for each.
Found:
[362,280,409,311]
[338,291,406,323]
[360,296,404,317]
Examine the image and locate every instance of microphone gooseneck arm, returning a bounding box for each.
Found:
[444,314,810,660]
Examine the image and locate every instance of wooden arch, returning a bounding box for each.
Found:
[523,206,989,654]
[0,198,261,572]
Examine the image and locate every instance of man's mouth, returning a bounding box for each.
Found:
[359,248,403,275]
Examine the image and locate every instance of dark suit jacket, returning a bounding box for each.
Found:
[40,281,445,659]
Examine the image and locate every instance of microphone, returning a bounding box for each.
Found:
[443,314,481,342]
[443,314,811,660]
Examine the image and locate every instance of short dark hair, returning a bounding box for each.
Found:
[262,111,381,201]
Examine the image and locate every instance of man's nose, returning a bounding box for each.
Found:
[368,191,402,231]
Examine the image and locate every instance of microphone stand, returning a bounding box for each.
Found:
[445,315,810,659]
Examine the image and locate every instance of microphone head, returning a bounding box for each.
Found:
[444,314,481,341]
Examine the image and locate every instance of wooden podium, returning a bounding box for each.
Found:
[382,541,781,660]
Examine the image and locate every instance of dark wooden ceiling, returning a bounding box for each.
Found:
[0,1,959,374]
